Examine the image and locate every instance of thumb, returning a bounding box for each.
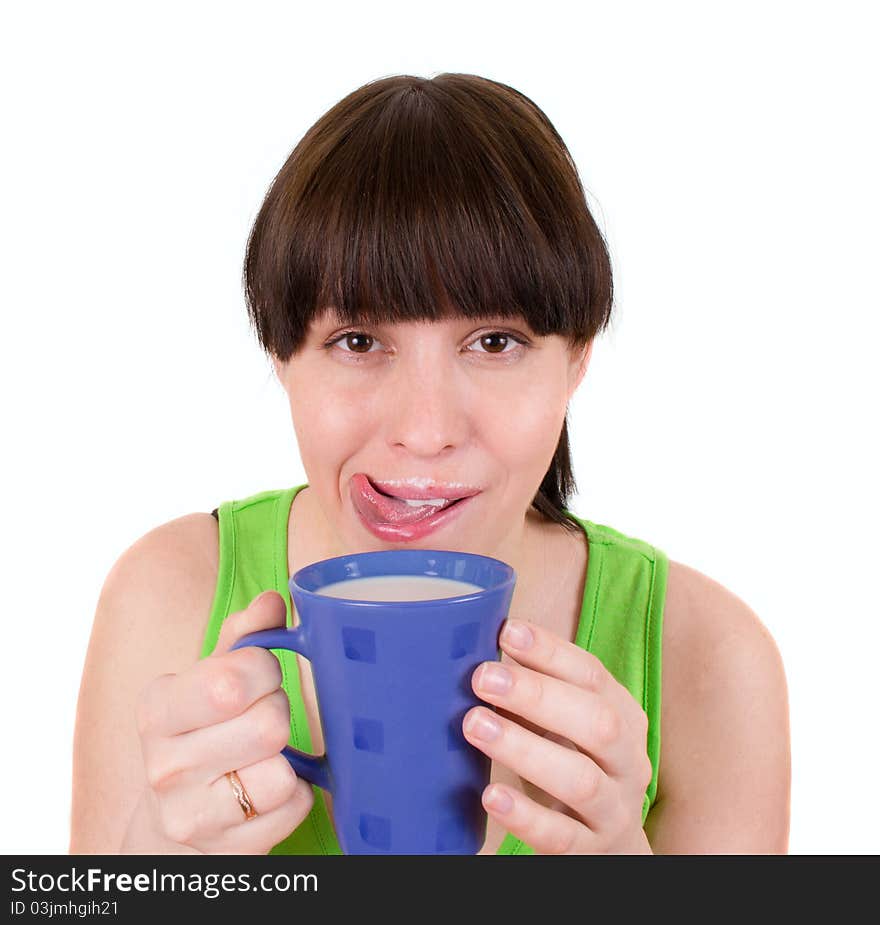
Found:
[213,590,288,656]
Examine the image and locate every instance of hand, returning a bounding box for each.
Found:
[134,591,314,854]
[463,618,654,855]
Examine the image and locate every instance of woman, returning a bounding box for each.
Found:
[70,73,790,855]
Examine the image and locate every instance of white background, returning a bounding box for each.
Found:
[2,1,877,854]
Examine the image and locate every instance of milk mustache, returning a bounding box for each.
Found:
[315,574,484,601]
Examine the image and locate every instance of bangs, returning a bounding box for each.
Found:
[244,74,613,360]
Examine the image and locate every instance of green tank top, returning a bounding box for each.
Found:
[199,484,667,855]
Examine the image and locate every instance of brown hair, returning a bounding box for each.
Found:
[243,73,613,534]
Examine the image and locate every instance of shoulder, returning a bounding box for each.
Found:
[107,512,219,584]
[98,512,220,666]
[661,559,786,685]
[646,559,791,852]
[661,558,783,656]
[104,513,219,600]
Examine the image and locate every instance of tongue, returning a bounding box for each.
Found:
[351,473,454,525]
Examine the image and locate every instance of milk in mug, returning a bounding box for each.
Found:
[315,574,484,601]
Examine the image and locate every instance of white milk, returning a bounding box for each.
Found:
[314,574,484,601]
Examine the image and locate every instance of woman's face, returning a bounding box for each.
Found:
[273,307,592,561]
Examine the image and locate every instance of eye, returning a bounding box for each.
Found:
[326,331,381,355]
[469,332,527,355]
[322,329,529,359]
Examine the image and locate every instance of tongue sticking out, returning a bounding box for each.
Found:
[350,474,458,526]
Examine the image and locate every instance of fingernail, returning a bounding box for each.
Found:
[465,709,501,742]
[485,784,513,814]
[477,663,512,694]
[501,619,533,650]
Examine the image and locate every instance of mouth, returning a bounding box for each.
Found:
[349,473,481,539]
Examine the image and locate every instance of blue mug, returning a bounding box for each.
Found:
[230,548,516,855]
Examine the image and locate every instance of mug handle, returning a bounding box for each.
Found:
[230,626,332,793]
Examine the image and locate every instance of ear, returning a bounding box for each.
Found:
[568,340,594,398]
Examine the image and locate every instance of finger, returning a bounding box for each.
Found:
[194,687,294,784]
[139,646,283,738]
[206,780,315,855]
[143,688,293,791]
[471,659,634,778]
[498,618,648,734]
[138,594,287,737]
[157,752,303,841]
[214,591,288,656]
[209,754,301,827]
[480,782,597,855]
[150,755,298,845]
[463,705,618,830]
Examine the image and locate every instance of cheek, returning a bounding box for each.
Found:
[288,374,373,459]
[478,385,567,468]
[296,397,370,453]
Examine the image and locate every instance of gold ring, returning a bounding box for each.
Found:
[226,769,258,820]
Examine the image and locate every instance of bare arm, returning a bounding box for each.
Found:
[643,560,791,854]
[70,514,219,854]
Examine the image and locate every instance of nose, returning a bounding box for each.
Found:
[381,349,470,456]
